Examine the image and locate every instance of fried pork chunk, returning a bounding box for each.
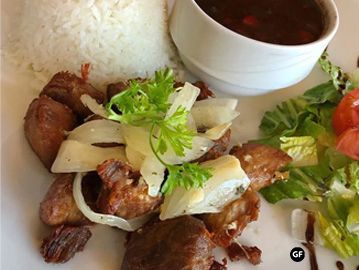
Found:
[202,143,291,247]
[41,225,92,263]
[96,160,163,219]
[24,95,76,170]
[195,129,231,163]
[122,216,215,270]
[230,143,292,191]
[40,173,101,226]
[201,189,260,247]
[41,71,105,119]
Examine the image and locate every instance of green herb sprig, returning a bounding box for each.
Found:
[105,68,212,194]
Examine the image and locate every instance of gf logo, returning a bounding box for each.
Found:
[290,247,305,262]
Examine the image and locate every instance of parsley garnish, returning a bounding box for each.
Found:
[106,68,212,194]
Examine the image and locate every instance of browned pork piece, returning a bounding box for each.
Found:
[195,129,231,163]
[230,143,292,191]
[96,159,163,219]
[40,71,105,118]
[192,81,215,101]
[209,260,227,270]
[40,174,87,226]
[24,95,76,170]
[121,216,215,270]
[174,80,215,101]
[202,143,291,247]
[226,242,262,265]
[40,173,101,226]
[41,225,92,263]
[201,189,260,247]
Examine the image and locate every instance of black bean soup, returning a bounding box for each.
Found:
[195,0,325,45]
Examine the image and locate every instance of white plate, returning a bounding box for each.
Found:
[1,0,359,269]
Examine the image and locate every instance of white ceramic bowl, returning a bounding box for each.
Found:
[170,0,339,96]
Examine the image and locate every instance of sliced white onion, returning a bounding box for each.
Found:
[291,209,323,245]
[80,94,108,118]
[121,125,213,164]
[121,125,152,156]
[166,82,200,118]
[191,106,240,129]
[51,140,127,173]
[187,113,197,132]
[73,173,149,231]
[140,155,166,197]
[125,146,146,171]
[67,119,124,144]
[160,155,250,220]
[162,136,214,164]
[201,122,232,140]
[193,98,238,110]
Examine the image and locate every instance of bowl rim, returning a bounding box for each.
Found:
[189,0,340,50]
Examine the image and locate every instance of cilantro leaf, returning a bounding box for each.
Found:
[156,106,195,157]
[105,68,175,125]
[161,163,212,195]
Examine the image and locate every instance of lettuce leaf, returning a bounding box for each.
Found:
[349,68,359,88]
[259,97,308,138]
[347,201,359,236]
[260,164,331,203]
[303,80,342,104]
[330,161,359,195]
[256,81,342,149]
[317,212,359,258]
[318,51,353,93]
[280,136,318,167]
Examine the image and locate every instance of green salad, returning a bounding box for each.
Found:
[254,52,359,258]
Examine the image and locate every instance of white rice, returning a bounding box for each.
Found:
[5,0,181,88]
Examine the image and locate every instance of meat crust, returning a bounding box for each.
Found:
[196,129,231,163]
[40,225,92,263]
[201,189,260,247]
[24,95,76,170]
[96,160,162,219]
[41,71,105,118]
[230,143,292,191]
[122,216,215,270]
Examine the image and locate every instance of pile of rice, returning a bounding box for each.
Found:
[6,0,181,87]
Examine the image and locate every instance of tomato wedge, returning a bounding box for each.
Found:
[332,88,359,136]
[336,128,359,161]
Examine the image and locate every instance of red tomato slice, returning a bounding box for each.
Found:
[332,88,359,136]
[336,128,359,160]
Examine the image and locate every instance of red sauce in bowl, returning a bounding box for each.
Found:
[195,0,325,45]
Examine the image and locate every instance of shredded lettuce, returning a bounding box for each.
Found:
[318,51,353,93]
[349,68,359,88]
[347,201,359,236]
[260,163,331,203]
[330,161,359,195]
[256,54,359,258]
[280,136,318,167]
[317,212,359,258]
